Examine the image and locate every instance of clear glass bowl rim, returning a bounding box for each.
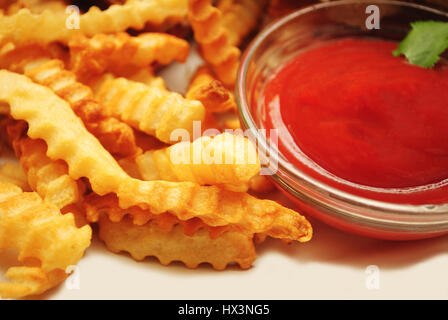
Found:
[236,0,448,232]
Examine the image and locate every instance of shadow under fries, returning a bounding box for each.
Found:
[256,191,448,271]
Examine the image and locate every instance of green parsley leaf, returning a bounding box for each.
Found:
[393,21,448,68]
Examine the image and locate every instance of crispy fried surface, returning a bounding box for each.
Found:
[0,49,140,157]
[0,162,30,191]
[98,215,256,270]
[188,0,241,86]
[13,137,83,209]
[0,71,312,242]
[0,267,67,299]
[186,65,237,113]
[0,182,91,299]
[217,0,267,46]
[125,68,167,90]
[0,0,188,46]
[136,132,260,191]
[6,0,67,14]
[83,193,230,239]
[93,74,205,144]
[69,32,189,81]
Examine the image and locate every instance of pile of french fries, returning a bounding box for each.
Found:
[0,0,320,299]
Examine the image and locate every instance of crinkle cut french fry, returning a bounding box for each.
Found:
[1,50,140,157]
[94,75,205,144]
[98,215,256,270]
[188,0,241,86]
[217,0,267,46]
[69,32,190,81]
[186,65,237,113]
[0,181,91,299]
[0,71,312,242]
[136,132,260,192]
[6,0,67,15]
[0,42,68,72]
[222,113,241,130]
[0,0,188,46]
[0,267,67,299]
[83,193,230,239]
[13,136,83,209]
[0,162,30,191]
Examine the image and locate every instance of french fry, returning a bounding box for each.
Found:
[186,65,237,113]
[188,0,241,86]
[217,0,267,46]
[93,74,205,144]
[0,162,30,191]
[0,181,91,299]
[0,267,67,299]
[69,32,190,81]
[0,0,188,46]
[3,117,88,221]
[13,136,84,210]
[135,132,260,192]
[6,0,67,14]
[0,42,68,72]
[98,215,256,270]
[125,68,167,90]
[0,46,140,157]
[222,113,241,130]
[0,70,311,242]
[83,193,230,236]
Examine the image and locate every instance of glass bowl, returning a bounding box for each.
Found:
[236,0,448,240]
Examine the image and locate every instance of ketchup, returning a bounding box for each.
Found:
[261,38,448,204]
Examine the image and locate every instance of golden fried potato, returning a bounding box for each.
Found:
[0,162,30,191]
[0,0,188,46]
[136,132,260,192]
[121,68,167,90]
[0,181,91,299]
[222,113,241,130]
[93,74,205,144]
[69,32,189,81]
[186,65,237,113]
[0,267,67,299]
[188,0,241,86]
[0,70,311,242]
[217,0,267,46]
[6,0,67,15]
[13,137,84,209]
[99,214,256,270]
[0,46,140,157]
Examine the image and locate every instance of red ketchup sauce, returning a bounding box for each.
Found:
[260,38,448,204]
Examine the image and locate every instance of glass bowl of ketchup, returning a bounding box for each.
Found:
[236,0,448,240]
